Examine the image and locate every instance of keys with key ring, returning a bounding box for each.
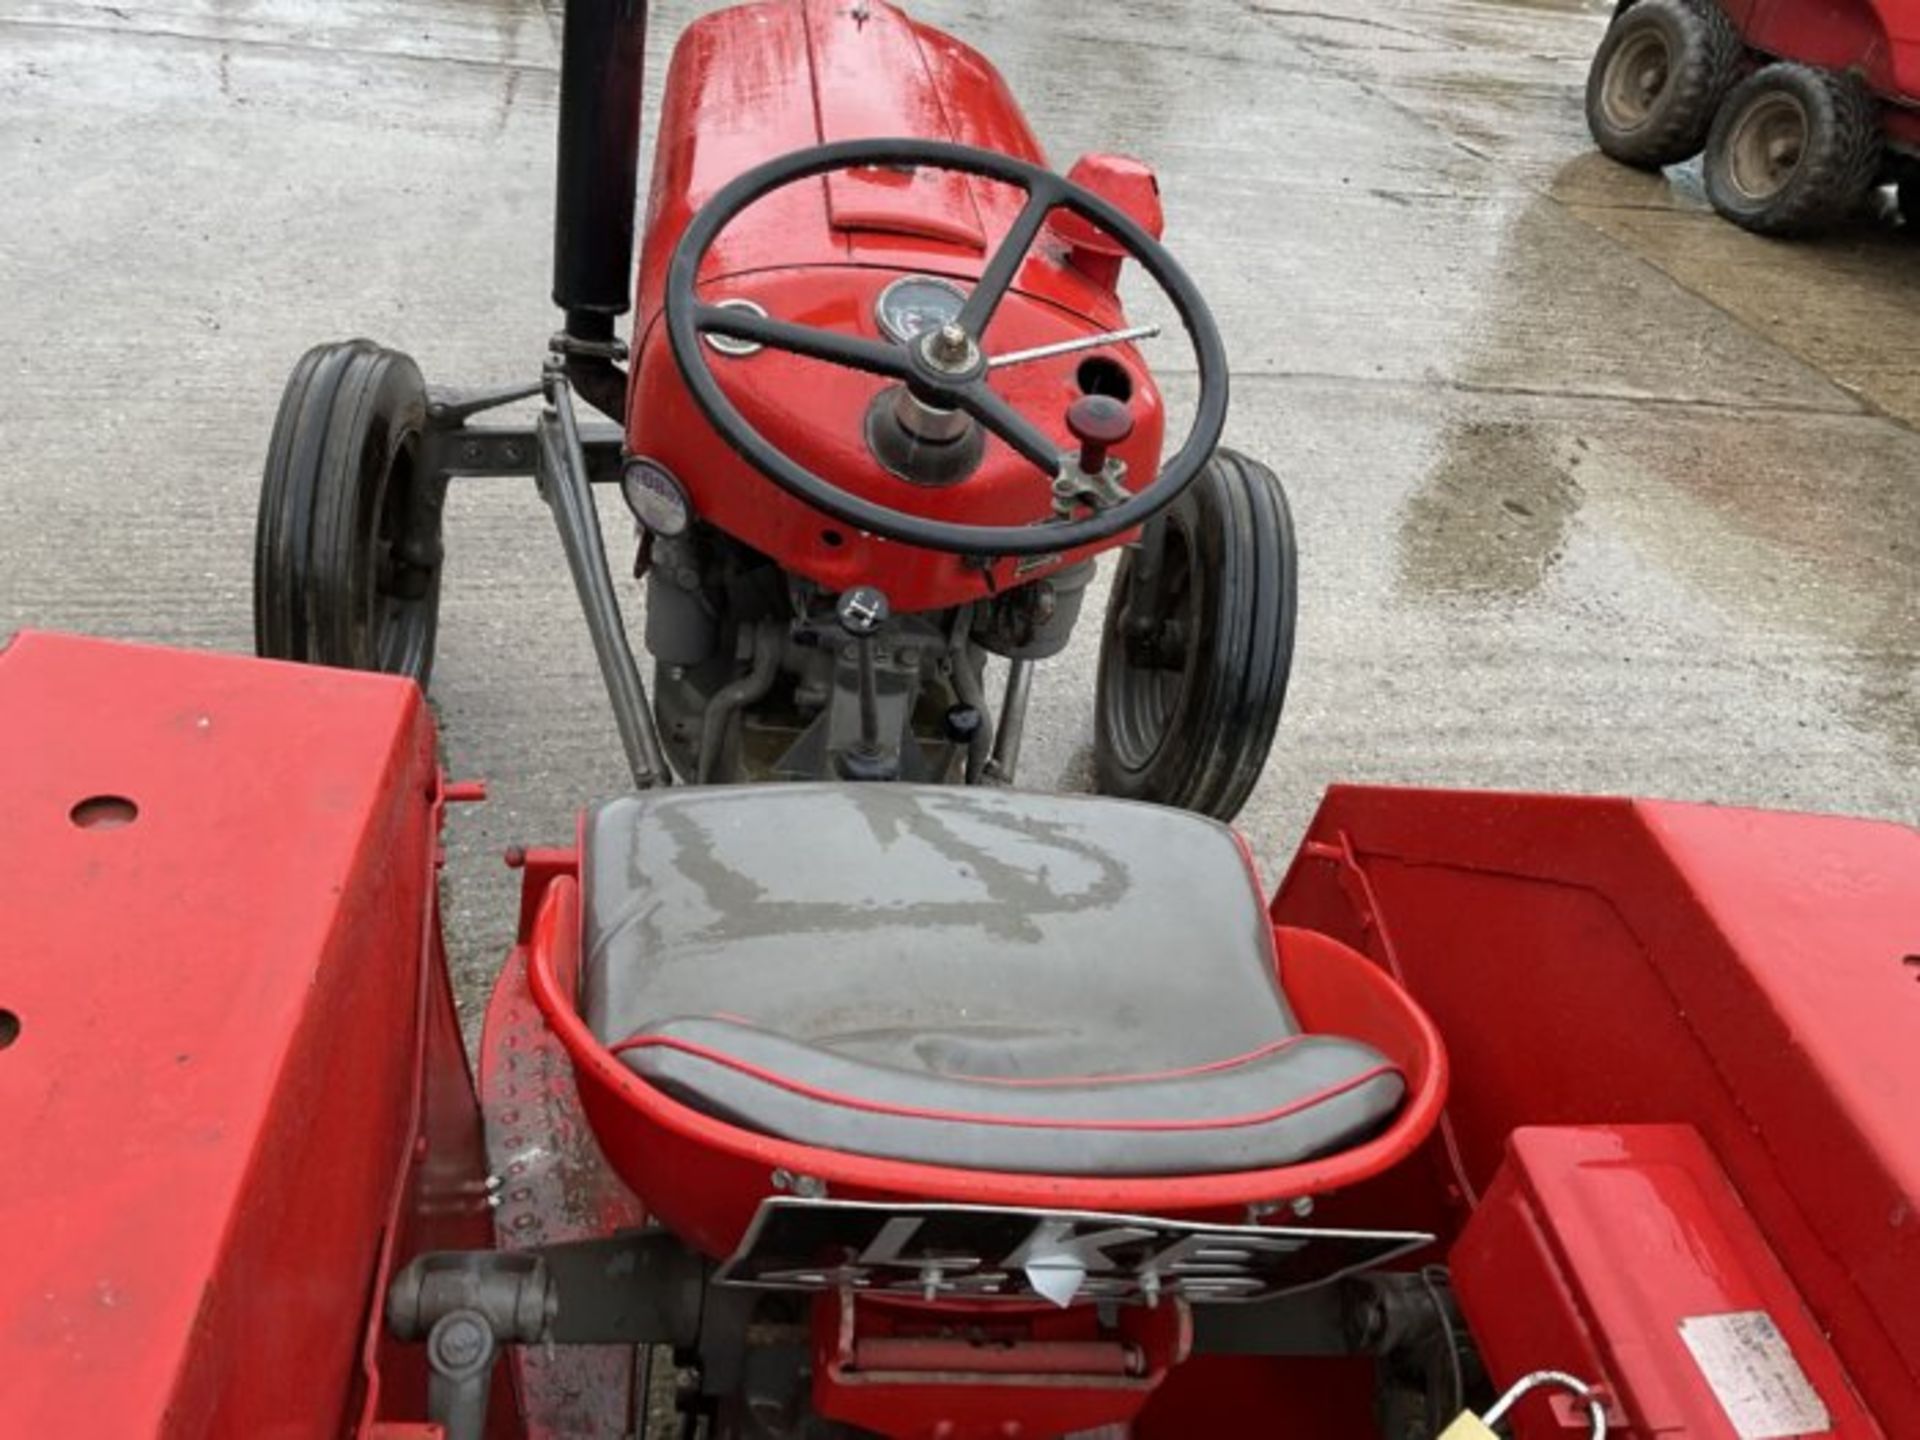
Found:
[1440,1369,1608,1440]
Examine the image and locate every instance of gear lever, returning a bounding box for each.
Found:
[835,585,895,781]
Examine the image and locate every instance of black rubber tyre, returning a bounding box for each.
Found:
[1704,63,1883,235]
[1586,0,1743,169]
[254,340,443,685]
[1093,448,1296,823]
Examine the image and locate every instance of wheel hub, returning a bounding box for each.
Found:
[1603,32,1672,129]
[1727,93,1808,199]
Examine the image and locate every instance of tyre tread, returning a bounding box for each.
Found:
[1093,447,1297,822]
[253,339,439,684]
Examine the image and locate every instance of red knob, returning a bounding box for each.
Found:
[1066,394,1135,475]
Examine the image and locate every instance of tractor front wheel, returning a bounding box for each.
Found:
[1093,448,1296,823]
[254,340,444,685]
[1704,63,1883,235]
[1586,0,1743,169]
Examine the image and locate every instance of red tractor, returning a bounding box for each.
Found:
[10,5,1914,1439]
[1586,0,1920,233]
[252,0,1296,821]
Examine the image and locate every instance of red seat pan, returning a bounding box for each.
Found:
[528,875,1448,1257]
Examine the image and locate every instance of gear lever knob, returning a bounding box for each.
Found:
[835,585,891,637]
[1066,394,1134,475]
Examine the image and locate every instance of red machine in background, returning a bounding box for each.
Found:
[5,631,1914,1439]
[1587,0,1920,233]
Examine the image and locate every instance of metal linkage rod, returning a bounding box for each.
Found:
[537,366,670,789]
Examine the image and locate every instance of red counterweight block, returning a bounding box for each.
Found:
[1451,1125,1882,1440]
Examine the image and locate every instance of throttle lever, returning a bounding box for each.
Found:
[1066,394,1135,475]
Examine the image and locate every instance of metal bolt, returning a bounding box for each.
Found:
[836,585,890,635]
[930,323,970,365]
[429,1311,493,1373]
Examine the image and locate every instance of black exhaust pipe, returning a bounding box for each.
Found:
[552,0,647,420]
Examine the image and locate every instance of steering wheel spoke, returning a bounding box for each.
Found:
[694,305,910,380]
[953,382,1063,475]
[955,179,1062,340]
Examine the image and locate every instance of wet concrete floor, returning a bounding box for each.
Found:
[1,0,1914,1020]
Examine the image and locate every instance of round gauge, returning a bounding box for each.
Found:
[875,275,969,344]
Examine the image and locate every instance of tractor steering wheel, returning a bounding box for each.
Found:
[664,138,1229,559]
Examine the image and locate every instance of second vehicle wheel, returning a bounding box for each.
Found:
[254,339,444,684]
[1585,0,1743,170]
[1094,447,1296,823]
[1704,63,1882,235]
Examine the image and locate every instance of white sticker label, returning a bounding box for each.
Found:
[1679,1311,1831,1439]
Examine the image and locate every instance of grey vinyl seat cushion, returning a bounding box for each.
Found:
[581,785,1404,1177]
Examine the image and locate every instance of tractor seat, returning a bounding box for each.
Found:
[581,785,1405,1178]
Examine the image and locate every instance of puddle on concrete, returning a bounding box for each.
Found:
[1546,149,1706,210]
[1400,420,1586,598]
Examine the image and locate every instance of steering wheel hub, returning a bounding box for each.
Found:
[918,323,984,378]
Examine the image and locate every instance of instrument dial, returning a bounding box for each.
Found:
[875,275,969,344]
